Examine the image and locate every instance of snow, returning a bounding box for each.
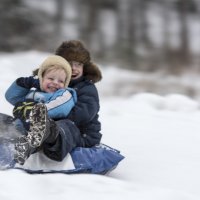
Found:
[0,52,200,199]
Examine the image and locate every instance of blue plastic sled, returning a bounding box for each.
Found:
[0,112,124,174]
[0,140,124,174]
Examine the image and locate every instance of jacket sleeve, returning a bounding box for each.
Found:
[44,88,77,119]
[25,88,77,119]
[5,81,29,105]
[67,83,100,126]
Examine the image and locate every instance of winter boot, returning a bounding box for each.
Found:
[26,103,50,148]
[14,136,33,165]
[14,103,50,165]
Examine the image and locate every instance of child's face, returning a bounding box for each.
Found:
[42,68,67,93]
[69,61,84,80]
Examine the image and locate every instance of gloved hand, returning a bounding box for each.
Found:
[16,76,40,89]
[13,101,36,121]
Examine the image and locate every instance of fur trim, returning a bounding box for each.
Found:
[55,40,90,64]
[56,40,102,83]
[38,55,72,90]
[84,62,102,83]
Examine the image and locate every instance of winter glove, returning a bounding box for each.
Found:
[16,76,40,89]
[13,101,36,121]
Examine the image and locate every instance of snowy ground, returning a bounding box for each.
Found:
[0,51,200,200]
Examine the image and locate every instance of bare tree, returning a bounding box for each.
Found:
[176,0,192,68]
[54,0,65,36]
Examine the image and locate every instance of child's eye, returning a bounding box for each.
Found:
[48,77,54,81]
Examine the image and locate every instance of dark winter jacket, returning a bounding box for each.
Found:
[66,76,102,147]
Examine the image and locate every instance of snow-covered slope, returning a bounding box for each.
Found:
[0,52,200,200]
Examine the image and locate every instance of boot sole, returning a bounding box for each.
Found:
[14,136,30,165]
[26,103,47,148]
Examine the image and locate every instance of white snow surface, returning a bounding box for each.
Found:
[0,51,200,199]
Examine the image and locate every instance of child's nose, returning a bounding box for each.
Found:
[71,63,76,69]
[53,79,59,84]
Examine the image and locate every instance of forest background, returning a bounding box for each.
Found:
[1,0,200,99]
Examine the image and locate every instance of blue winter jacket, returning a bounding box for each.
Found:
[5,81,77,119]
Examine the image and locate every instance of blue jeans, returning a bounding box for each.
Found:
[14,119,27,135]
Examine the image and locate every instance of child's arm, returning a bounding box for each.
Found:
[5,81,30,105]
[46,88,77,119]
[5,76,40,105]
[25,88,77,119]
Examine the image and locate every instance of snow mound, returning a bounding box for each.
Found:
[130,93,199,112]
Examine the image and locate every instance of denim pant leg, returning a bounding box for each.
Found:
[14,119,27,135]
[43,119,84,162]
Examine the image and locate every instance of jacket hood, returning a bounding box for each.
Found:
[38,55,72,90]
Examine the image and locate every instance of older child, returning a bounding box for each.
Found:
[5,55,77,164]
